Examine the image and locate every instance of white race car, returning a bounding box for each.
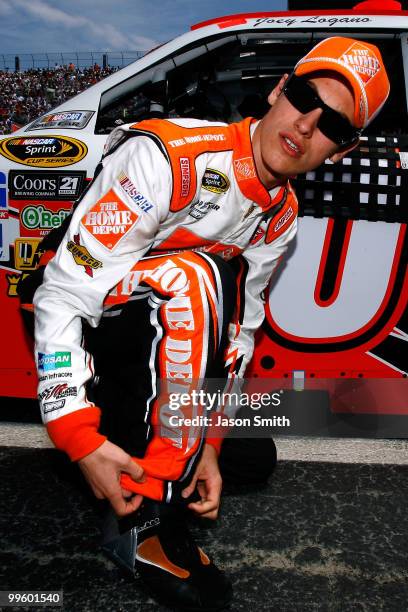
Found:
[0,0,407,417]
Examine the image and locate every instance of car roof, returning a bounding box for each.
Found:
[19,0,408,129]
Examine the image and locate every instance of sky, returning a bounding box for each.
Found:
[0,0,288,55]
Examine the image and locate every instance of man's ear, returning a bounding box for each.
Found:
[267,73,289,107]
[329,138,360,163]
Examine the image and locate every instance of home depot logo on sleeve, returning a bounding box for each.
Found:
[81,189,139,250]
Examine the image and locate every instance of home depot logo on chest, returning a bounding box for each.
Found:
[81,189,139,250]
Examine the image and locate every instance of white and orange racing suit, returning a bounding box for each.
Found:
[34,117,298,503]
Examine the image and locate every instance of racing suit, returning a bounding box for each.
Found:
[34,116,298,503]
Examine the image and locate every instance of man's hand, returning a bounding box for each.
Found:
[182,443,222,520]
[78,440,145,517]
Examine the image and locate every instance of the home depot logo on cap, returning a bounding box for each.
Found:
[341,42,381,82]
[294,36,390,128]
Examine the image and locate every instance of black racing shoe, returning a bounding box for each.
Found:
[102,499,232,611]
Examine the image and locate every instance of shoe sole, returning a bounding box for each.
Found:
[138,573,233,612]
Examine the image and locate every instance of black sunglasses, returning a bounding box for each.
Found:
[282,74,361,147]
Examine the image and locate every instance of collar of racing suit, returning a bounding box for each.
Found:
[109,116,288,215]
[229,117,287,213]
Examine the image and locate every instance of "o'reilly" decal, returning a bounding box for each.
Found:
[0,135,87,167]
[21,205,71,230]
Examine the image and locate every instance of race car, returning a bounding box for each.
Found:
[0,0,407,418]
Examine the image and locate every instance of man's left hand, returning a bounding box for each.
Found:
[182,443,222,520]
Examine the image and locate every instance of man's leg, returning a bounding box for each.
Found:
[91,251,237,500]
[87,251,237,611]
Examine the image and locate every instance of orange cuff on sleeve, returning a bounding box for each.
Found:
[46,406,107,462]
[120,472,165,501]
[205,437,223,455]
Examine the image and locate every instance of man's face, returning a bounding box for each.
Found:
[254,72,356,186]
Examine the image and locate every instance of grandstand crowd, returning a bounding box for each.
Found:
[0,64,117,133]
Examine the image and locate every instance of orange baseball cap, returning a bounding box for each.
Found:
[294,37,390,129]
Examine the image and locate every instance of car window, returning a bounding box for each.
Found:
[95,32,407,137]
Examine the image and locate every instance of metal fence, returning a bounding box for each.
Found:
[0,51,146,72]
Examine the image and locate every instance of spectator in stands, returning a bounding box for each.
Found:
[0,64,118,133]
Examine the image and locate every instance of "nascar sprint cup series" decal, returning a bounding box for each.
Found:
[0,136,88,168]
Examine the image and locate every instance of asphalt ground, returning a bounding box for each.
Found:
[0,424,407,612]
